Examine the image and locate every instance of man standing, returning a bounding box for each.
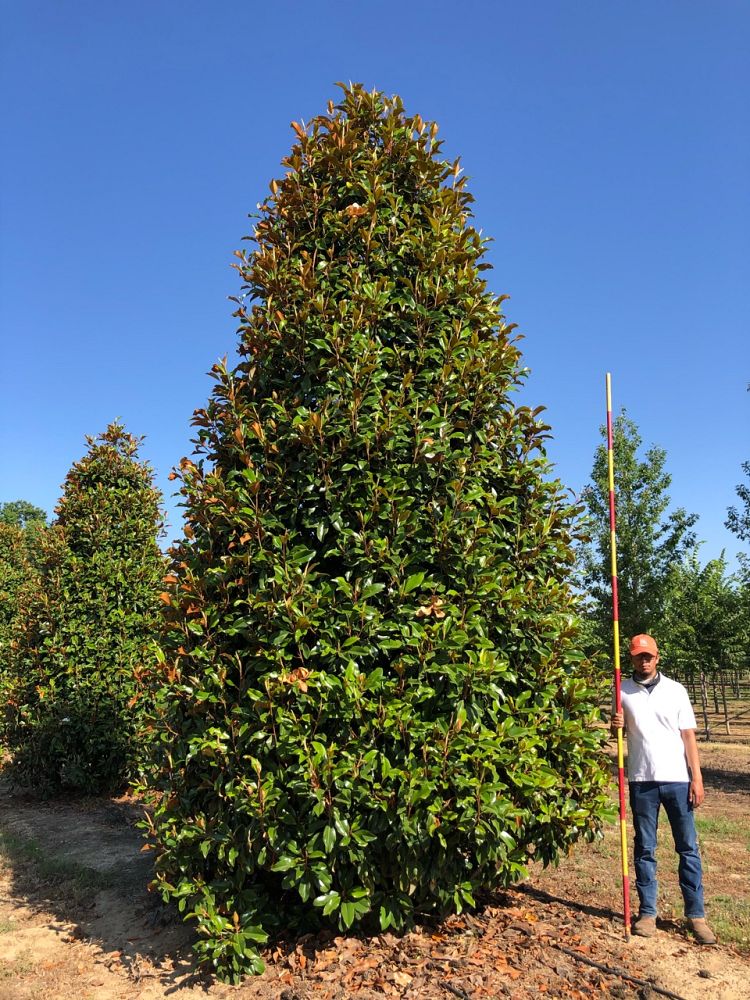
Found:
[611,634,716,944]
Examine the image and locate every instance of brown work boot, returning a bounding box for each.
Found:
[687,917,717,945]
[633,915,657,937]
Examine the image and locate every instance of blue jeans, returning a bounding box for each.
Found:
[629,782,705,918]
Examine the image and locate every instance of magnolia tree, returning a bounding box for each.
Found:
[5,424,164,793]
[146,84,610,980]
[0,502,47,677]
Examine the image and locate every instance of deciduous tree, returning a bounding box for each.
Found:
[0,500,47,528]
[578,411,698,656]
[662,554,745,738]
[725,461,750,543]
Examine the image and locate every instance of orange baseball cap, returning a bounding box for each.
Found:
[630,634,658,656]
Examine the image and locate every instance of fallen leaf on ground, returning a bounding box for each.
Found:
[392,970,412,986]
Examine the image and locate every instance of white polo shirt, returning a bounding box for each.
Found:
[620,673,697,782]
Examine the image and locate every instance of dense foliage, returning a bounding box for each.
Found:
[4,424,164,793]
[0,500,48,529]
[145,84,610,981]
[726,461,750,544]
[663,554,746,676]
[0,515,44,667]
[725,385,749,544]
[0,501,48,737]
[0,523,27,671]
[578,411,698,656]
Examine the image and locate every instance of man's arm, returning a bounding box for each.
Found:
[681,728,705,807]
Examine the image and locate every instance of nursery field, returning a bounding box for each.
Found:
[0,737,748,1000]
[687,697,750,744]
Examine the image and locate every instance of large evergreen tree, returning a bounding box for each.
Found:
[578,411,698,654]
[147,85,610,980]
[4,424,164,793]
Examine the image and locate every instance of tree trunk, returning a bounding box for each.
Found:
[720,671,730,736]
[711,672,719,714]
[699,671,710,742]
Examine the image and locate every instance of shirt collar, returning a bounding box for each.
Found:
[632,671,661,691]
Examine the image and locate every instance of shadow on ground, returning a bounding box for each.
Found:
[699,766,750,796]
[0,782,203,992]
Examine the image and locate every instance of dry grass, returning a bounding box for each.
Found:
[534,740,750,953]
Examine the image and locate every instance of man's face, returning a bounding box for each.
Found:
[631,651,659,680]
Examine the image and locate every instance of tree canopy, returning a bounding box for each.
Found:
[0,500,47,528]
[578,410,698,654]
[726,461,750,544]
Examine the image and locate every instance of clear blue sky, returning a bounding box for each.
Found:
[2,1,748,566]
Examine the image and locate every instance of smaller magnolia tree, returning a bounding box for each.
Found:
[0,514,44,668]
[4,424,165,793]
[0,502,48,745]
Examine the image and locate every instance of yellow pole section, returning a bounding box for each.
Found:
[606,372,631,941]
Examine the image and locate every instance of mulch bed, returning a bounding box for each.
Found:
[251,886,656,999]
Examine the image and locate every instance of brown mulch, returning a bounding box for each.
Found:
[248,890,651,999]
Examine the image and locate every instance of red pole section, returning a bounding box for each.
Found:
[606,372,631,941]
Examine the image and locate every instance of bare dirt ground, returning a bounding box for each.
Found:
[0,739,748,1000]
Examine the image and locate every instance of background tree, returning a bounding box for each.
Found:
[0,499,48,578]
[724,383,749,681]
[0,523,28,665]
[0,501,48,727]
[725,461,750,543]
[578,411,698,656]
[0,499,48,528]
[725,383,749,543]
[662,554,746,738]
[4,424,165,793]
[145,84,611,981]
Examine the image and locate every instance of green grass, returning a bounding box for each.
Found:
[695,815,750,851]
[649,821,750,953]
[551,799,750,953]
[707,896,750,953]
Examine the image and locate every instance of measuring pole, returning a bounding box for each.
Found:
[606,372,631,941]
